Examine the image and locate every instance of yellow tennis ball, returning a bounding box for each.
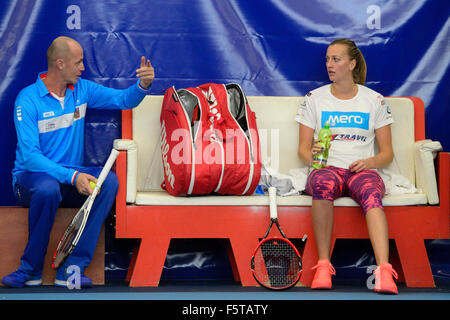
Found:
[90,181,97,190]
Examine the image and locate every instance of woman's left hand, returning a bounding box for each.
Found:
[349,158,374,173]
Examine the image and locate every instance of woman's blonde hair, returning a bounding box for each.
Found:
[330,38,367,85]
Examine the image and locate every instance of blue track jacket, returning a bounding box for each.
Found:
[12,72,148,186]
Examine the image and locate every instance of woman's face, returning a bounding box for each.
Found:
[326,44,356,83]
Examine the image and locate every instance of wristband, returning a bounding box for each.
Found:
[71,171,80,186]
[138,80,151,91]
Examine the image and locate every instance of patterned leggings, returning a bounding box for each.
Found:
[305,166,386,214]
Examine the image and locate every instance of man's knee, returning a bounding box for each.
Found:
[103,172,119,195]
[92,172,118,220]
[24,173,62,205]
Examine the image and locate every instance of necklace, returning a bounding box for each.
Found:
[331,83,358,99]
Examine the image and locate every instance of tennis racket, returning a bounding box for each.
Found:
[251,187,302,290]
[52,148,120,269]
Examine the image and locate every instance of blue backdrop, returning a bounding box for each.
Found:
[1,0,449,284]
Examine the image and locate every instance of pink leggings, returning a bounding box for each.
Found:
[305,166,386,214]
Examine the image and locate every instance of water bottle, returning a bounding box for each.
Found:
[312,122,332,170]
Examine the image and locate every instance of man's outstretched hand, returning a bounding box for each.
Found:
[136,56,154,88]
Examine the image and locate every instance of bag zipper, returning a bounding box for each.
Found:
[174,87,201,195]
[226,84,255,195]
[211,134,225,193]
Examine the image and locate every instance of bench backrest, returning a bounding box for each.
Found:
[126,96,422,192]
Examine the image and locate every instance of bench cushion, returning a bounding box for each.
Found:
[135,191,427,206]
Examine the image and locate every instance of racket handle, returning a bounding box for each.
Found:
[268,186,278,220]
[95,148,120,189]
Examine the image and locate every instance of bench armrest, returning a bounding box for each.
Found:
[414,139,442,204]
[114,139,137,204]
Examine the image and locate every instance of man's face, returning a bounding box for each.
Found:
[61,42,85,85]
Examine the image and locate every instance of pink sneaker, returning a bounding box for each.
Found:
[311,259,336,289]
[374,262,398,294]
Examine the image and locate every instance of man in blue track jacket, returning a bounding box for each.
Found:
[2,36,155,288]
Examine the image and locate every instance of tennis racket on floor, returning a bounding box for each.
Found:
[251,187,302,290]
[52,148,120,269]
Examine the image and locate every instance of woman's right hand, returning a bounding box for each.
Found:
[311,139,324,155]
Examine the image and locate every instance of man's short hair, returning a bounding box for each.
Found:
[46,36,74,66]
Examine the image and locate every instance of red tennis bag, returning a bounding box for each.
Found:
[160,83,261,196]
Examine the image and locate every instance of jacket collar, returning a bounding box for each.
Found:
[37,72,75,97]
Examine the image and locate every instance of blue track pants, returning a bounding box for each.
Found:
[13,167,118,276]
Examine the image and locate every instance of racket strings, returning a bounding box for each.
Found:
[253,239,301,289]
[52,213,84,268]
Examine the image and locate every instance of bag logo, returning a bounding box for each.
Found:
[160,120,175,189]
[203,87,222,123]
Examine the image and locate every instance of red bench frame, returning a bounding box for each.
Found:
[116,97,449,287]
